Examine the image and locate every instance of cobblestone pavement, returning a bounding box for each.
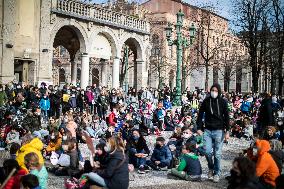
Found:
[0,136,251,189]
[47,137,251,189]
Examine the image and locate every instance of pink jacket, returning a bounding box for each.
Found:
[86,91,94,103]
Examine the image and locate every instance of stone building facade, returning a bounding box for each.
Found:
[141,0,251,92]
[0,0,151,90]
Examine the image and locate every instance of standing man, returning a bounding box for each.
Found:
[196,83,229,182]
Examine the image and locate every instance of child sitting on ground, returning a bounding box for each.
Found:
[10,142,20,160]
[146,137,172,170]
[24,152,48,189]
[20,174,40,189]
[168,143,202,181]
[242,117,254,140]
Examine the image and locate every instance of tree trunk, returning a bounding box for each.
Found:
[271,72,275,94]
[251,65,259,93]
[205,62,209,91]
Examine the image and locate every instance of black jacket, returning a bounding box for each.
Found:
[258,98,273,127]
[97,150,129,189]
[197,84,229,131]
[128,137,150,155]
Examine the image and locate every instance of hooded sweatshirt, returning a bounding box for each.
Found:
[16,138,44,171]
[255,140,280,187]
[196,83,229,131]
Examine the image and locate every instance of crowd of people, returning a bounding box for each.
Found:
[0,81,283,189]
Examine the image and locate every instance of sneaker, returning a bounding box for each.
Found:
[138,166,146,174]
[144,165,150,172]
[208,170,213,180]
[213,175,220,183]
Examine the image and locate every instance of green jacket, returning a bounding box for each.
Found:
[177,153,202,176]
[0,91,7,107]
[30,166,48,189]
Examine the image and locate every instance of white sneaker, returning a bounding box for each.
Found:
[213,175,220,183]
[208,170,213,180]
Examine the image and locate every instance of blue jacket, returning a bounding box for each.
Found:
[163,99,172,110]
[240,101,251,113]
[39,98,50,111]
[150,145,172,166]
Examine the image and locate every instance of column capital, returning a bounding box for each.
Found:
[113,56,121,60]
[136,59,144,63]
[81,52,89,57]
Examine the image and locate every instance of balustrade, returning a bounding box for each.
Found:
[53,0,149,33]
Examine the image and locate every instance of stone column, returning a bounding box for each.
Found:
[22,61,29,84]
[112,57,120,89]
[80,53,89,89]
[71,60,77,86]
[136,60,147,89]
[101,59,107,87]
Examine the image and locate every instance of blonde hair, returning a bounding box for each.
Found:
[24,152,40,168]
[107,133,125,153]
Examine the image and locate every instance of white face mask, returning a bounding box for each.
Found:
[211,91,218,99]
[62,135,67,140]
[62,145,69,151]
[278,121,283,126]
[183,133,191,139]
[51,135,55,140]
[252,148,258,156]
[104,143,111,152]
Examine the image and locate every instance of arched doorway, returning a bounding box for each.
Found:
[52,25,87,86]
[59,68,66,84]
[121,37,143,90]
[77,68,81,82]
[92,68,99,86]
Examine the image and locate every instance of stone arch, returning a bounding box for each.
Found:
[50,19,88,55]
[119,33,145,60]
[59,68,66,83]
[88,27,119,59]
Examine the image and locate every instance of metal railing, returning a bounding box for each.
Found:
[52,0,150,34]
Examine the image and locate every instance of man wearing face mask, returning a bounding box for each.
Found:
[196,83,229,182]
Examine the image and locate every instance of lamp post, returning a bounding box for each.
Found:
[165,10,196,106]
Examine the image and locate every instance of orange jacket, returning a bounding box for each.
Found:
[255,140,280,187]
[46,137,62,152]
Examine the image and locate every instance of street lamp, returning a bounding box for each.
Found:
[165,9,196,106]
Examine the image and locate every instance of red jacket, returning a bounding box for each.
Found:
[3,169,28,189]
[108,112,117,126]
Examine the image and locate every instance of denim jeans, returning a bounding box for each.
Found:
[129,148,146,168]
[203,129,224,176]
[84,172,107,188]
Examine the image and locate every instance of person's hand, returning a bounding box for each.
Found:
[225,132,230,141]
[197,130,203,136]
[135,153,141,157]
[170,138,177,141]
[155,161,160,165]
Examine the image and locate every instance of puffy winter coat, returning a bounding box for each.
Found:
[255,140,280,187]
[16,138,44,171]
[3,169,28,189]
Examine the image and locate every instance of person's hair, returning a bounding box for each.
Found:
[3,159,20,176]
[156,137,165,143]
[21,133,34,145]
[24,152,40,168]
[107,134,125,153]
[181,126,192,132]
[233,157,256,181]
[243,117,251,122]
[184,142,196,152]
[10,142,20,155]
[21,174,39,188]
[276,174,284,189]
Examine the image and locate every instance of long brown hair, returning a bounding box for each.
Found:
[107,133,125,154]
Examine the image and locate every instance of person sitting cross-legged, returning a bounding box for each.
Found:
[146,137,172,171]
[127,129,150,174]
[168,143,202,181]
